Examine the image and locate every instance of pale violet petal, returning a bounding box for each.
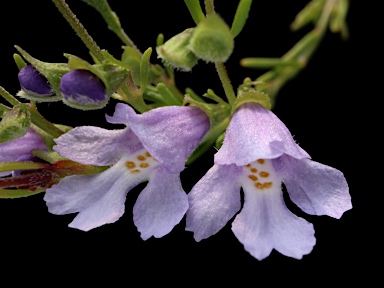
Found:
[133,166,188,240]
[215,103,310,166]
[125,105,209,174]
[278,155,352,219]
[0,128,46,162]
[44,157,149,231]
[54,126,142,166]
[186,164,243,241]
[232,177,316,260]
[105,102,131,125]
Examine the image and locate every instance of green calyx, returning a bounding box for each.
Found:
[0,103,31,143]
[188,14,234,63]
[65,53,130,106]
[156,28,199,71]
[232,91,271,114]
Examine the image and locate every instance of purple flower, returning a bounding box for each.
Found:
[18,65,55,97]
[60,69,108,108]
[0,128,47,177]
[186,103,351,260]
[44,103,209,239]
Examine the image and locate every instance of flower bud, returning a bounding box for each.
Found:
[18,65,55,97]
[156,28,198,71]
[188,14,234,63]
[60,69,108,110]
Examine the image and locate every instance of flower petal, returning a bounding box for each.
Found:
[215,103,310,166]
[105,102,131,125]
[232,179,316,260]
[277,155,352,219]
[186,164,243,241]
[54,126,142,166]
[124,105,209,173]
[44,157,148,231]
[0,128,46,162]
[133,166,188,240]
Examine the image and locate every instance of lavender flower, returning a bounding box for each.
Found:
[0,128,47,177]
[44,103,209,239]
[186,102,351,260]
[18,65,55,97]
[60,69,108,108]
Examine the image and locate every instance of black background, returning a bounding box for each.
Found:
[0,0,371,283]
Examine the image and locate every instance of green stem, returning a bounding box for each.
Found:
[215,62,236,105]
[0,86,20,106]
[204,0,215,15]
[0,188,45,199]
[28,104,64,138]
[0,161,49,173]
[51,0,105,62]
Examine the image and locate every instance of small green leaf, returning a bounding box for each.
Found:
[122,46,142,85]
[13,53,27,70]
[156,83,182,105]
[140,48,152,93]
[290,0,325,31]
[230,0,253,38]
[184,0,205,24]
[240,57,300,69]
[0,103,31,143]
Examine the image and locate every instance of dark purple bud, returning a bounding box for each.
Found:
[60,69,108,108]
[18,65,55,97]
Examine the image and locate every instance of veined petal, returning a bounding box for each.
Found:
[215,103,310,166]
[44,156,151,231]
[54,126,142,166]
[124,105,210,174]
[133,166,188,240]
[232,160,315,260]
[0,128,46,162]
[186,164,243,241]
[278,155,352,219]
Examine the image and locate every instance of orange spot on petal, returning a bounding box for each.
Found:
[130,169,140,174]
[145,152,151,158]
[259,171,269,178]
[248,175,258,181]
[125,161,136,169]
[255,182,263,189]
[250,168,258,173]
[263,182,272,189]
[257,159,265,164]
[137,155,146,161]
[140,163,150,168]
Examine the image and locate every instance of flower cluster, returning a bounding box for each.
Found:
[0,0,351,261]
